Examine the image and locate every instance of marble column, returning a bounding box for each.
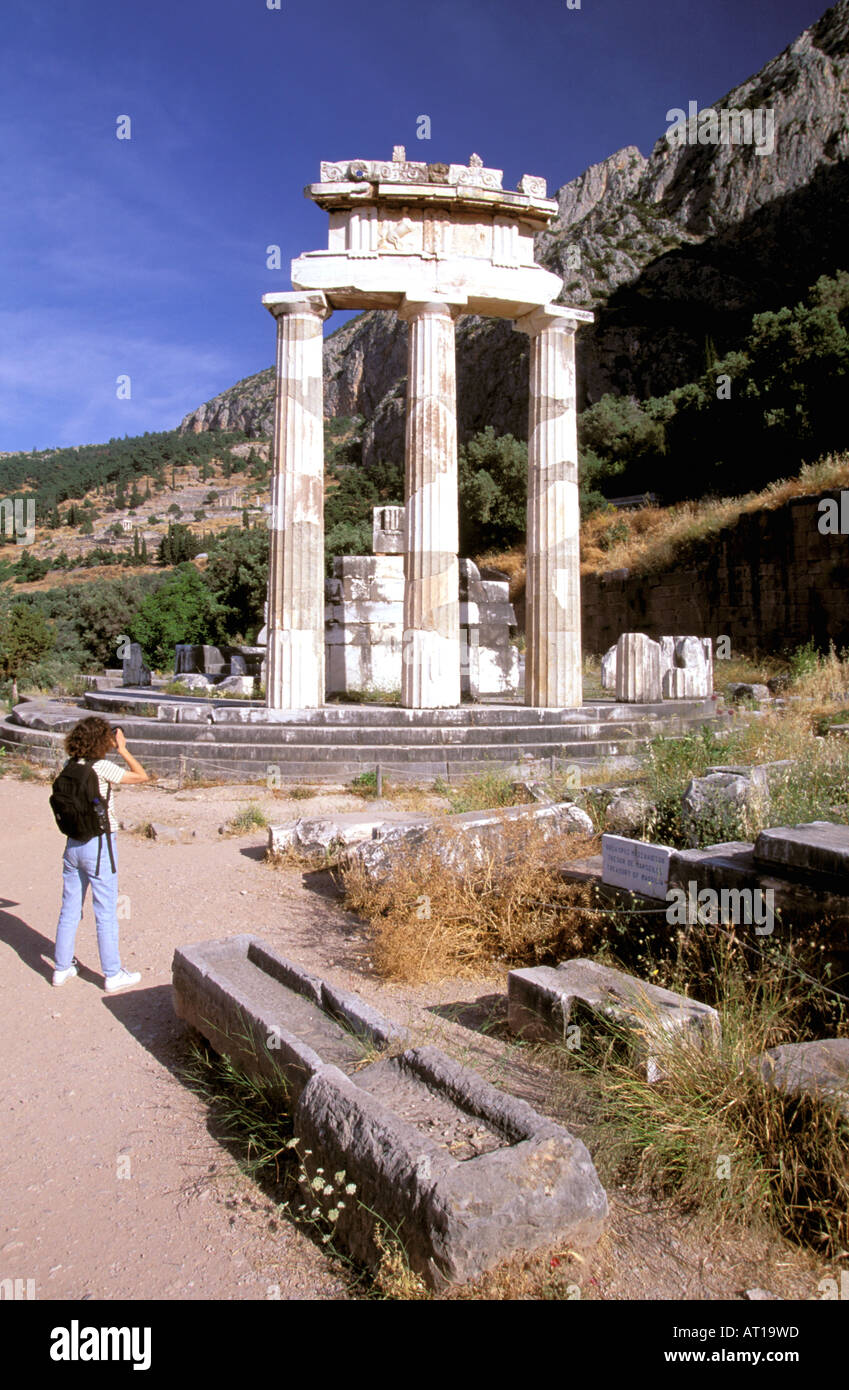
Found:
[516,305,583,708]
[262,291,331,709]
[398,298,462,708]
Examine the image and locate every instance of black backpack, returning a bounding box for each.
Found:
[50,759,115,872]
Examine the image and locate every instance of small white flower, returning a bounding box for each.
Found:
[327,1209,340,1222]
[345,1182,357,1194]
[310,1207,320,1218]
[322,1185,334,1196]
[334,1170,346,1183]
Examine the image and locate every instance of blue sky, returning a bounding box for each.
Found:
[0,0,830,452]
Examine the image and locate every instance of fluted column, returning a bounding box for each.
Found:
[516,305,583,708]
[263,291,331,709]
[398,297,462,708]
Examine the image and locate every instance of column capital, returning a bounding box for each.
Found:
[514,302,594,337]
[262,290,332,322]
[397,293,467,324]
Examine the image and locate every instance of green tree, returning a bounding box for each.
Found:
[203,527,269,638]
[0,596,54,680]
[458,428,528,554]
[130,564,229,667]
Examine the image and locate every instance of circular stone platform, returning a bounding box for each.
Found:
[1,688,728,783]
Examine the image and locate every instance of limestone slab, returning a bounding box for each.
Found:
[754,821,849,878]
[508,958,720,1081]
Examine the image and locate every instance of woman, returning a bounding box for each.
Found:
[52,716,149,991]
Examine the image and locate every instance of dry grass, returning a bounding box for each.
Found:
[581,453,849,577]
[341,818,602,983]
[541,940,849,1257]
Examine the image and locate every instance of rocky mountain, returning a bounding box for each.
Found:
[180,1,849,466]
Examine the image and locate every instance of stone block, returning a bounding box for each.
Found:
[615,633,662,703]
[215,675,254,696]
[754,821,849,879]
[294,1048,607,1288]
[750,1039,849,1119]
[727,682,771,704]
[172,935,405,1102]
[122,643,151,688]
[173,935,607,1287]
[508,958,720,1081]
[354,801,594,883]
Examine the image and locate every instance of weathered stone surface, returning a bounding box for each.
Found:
[173,934,607,1287]
[727,682,771,704]
[508,958,720,1080]
[751,1039,849,1119]
[517,306,584,708]
[215,675,254,696]
[122,643,151,688]
[146,822,195,844]
[615,633,662,703]
[604,792,650,836]
[754,821,849,879]
[175,673,213,691]
[294,1048,607,1288]
[267,815,415,857]
[355,801,594,883]
[172,935,405,1101]
[682,770,769,830]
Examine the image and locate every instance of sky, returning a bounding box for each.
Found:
[0,0,832,453]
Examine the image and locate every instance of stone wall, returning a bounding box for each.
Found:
[582,491,849,656]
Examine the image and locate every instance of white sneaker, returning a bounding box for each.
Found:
[104,969,142,993]
[53,962,78,987]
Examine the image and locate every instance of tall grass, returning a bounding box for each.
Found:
[547,940,849,1256]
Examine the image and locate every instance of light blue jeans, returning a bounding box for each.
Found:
[54,835,121,978]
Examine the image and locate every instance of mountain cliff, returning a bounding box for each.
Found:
[180,1,849,466]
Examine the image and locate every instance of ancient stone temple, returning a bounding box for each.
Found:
[263,148,592,710]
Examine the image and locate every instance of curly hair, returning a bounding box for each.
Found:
[65,716,116,762]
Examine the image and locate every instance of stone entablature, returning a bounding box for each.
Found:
[289,149,580,321]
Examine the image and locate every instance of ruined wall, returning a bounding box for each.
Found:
[581,491,849,656]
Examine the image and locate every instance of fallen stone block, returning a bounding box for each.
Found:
[146,822,195,844]
[294,1048,607,1288]
[754,821,849,880]
[726,682,771,704]
[172,935,406,1101]
[750,1039,849,1120]
[172,935,608,1287]
[215,675,254,696]
[603,792,651,837]
[681,770,768,832]
[508,958,720,1081]
[354,801,595,883]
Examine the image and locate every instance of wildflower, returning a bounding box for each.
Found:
[334,1170,346,1183]
[345,1182,357,1194]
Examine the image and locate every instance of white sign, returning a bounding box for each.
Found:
[602,834,673,900]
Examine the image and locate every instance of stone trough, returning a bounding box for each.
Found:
[172,935,608,1287]
[508,958,720,1081]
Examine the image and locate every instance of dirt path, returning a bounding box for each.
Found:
[0,772,833,1301]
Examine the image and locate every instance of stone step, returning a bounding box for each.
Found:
[83,689,719,726]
